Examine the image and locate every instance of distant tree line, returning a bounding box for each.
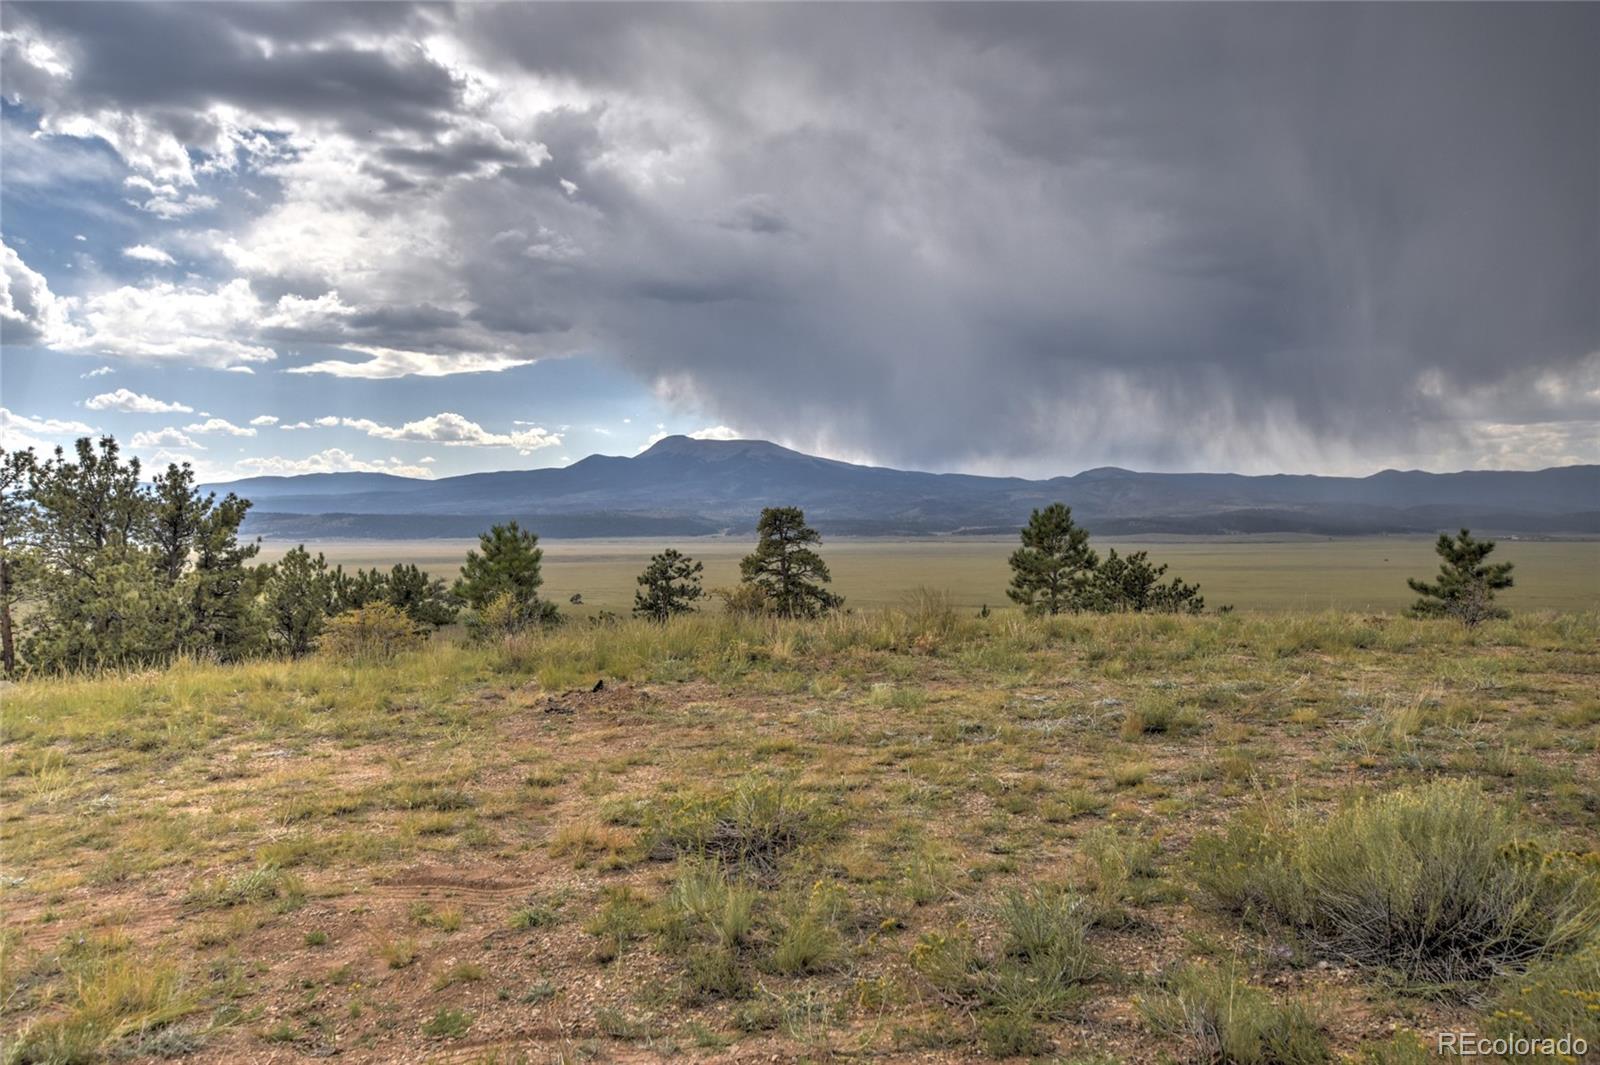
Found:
[0,435,1518,674]
[1002,505,1517,623]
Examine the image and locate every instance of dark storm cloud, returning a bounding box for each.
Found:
[436,3,1600,469]
[4,2,461,139]
[4,2,1596,471]
[377,138,525,181]
[568,3,1598,469]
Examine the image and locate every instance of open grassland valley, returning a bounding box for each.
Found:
[3,609,1599,1065]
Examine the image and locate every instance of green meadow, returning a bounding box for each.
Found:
[261,535,1600,615]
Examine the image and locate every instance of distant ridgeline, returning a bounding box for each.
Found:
[204,436,1600,540]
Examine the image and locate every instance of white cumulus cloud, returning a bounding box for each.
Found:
[131,427,203,450]
[122,244,175,265]
[286,345,534,379]
[85,388,194,414]
[74,280,276,368]
[0,408,96,452]
[641,424,742,450]
[1,238,77,347]
[184,417,256,437]
[338,412,561,453]
[232,449,433,479]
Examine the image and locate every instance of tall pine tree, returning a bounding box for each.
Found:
[186,492,262,660]
[263,545,334,656]
[149,463,207,586]
[739,507,842,618]
[454,521,557,627]
[1006,503,1097,615]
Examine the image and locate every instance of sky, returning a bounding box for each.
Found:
[1,2,1597,483]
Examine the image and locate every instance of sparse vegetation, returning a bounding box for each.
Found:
[1142,963,1329,1065]
[912,886,1103,1055]
[1485,938,1600,1061]
[1193,779,1600,983]
[420,1006,472,1038]
[649,775,825,872]
[2,569,1595,1061]
[3,937,193,1064]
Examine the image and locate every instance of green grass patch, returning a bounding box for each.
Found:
[1192,779,1600,984]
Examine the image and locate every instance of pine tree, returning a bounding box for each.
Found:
[633,549,704,621]
[186,492,262,660]
[331,565,390,613]
[1,436,268,671]
[24,438,178,670]
[1149,574,1205,615]
[1408,528,1514,627]
[0,447,38,675]
[385,563,458,627]
[264,545,334,656]
[739,507,842,618]
[1006,503,1097,615]
[143,461,263,659]
[1089,548,1204,614]
[29,437,147,564]
[149,463,207,586]
[454,521,556,627]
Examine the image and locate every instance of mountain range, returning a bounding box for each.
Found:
[206,436,1600,540]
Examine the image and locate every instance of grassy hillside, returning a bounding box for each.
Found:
[3,609,1598,1063]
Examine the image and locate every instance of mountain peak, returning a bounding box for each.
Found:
[640,435,798,460]
[639,434,703,455]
